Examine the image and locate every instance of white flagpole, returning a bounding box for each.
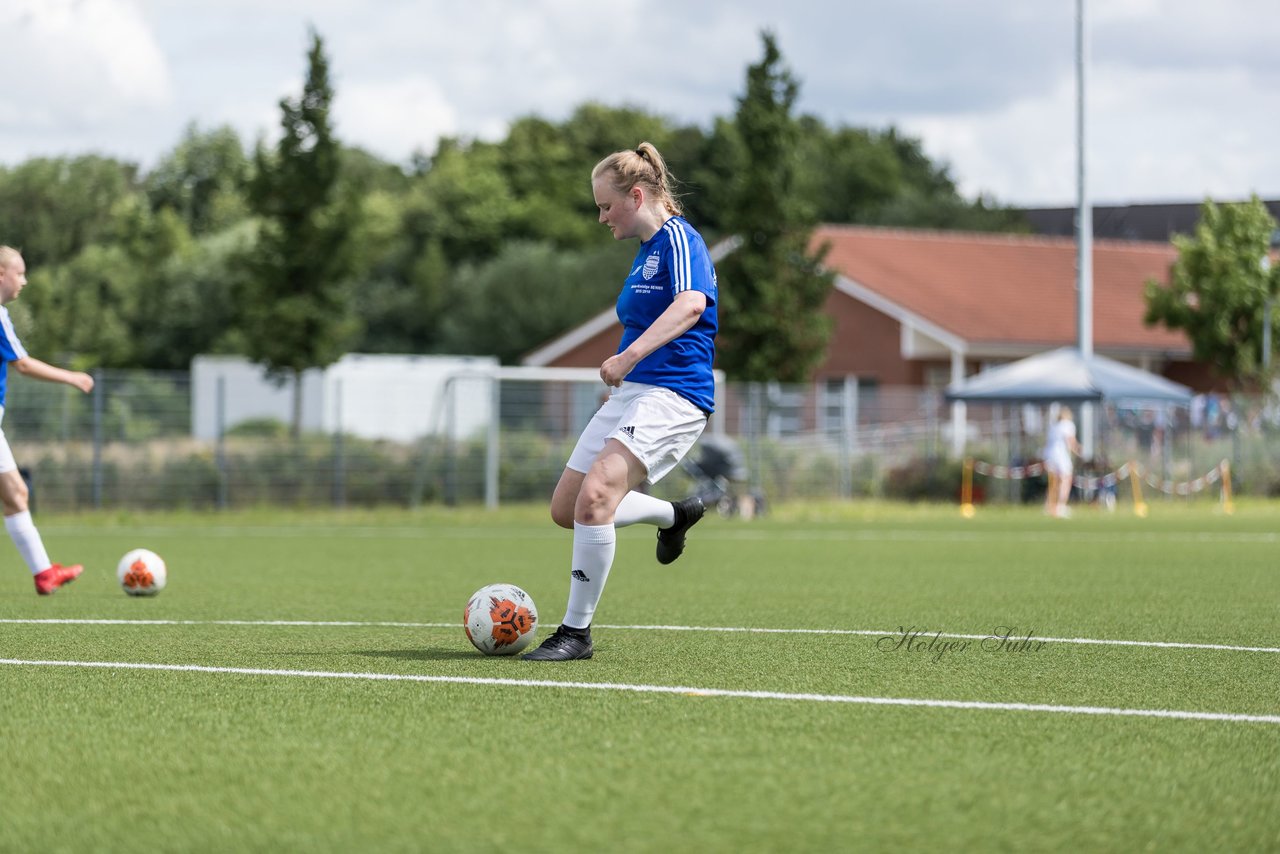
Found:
[1076,0,1095,459]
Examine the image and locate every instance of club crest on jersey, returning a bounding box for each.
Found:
[642,253,661,280]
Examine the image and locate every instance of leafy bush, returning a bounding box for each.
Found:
[224,418,290,439]
[883,457,967,502]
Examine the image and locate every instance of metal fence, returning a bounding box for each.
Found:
[5,369,1278,511]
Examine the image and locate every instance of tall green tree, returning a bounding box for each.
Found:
[347,186,442,354]
[1144,197,1280,388]
[405,141,513,265]
[678,116,743,238]
[240,29,358,433]
[436,240,632,363]
[19,243,138,367]
[499,115,593,247]
[18,193,191,369]
[0,155,141,267]
[715,31,833,382]
[127,221,252,369]
[145,124,250,236]
[792,119,900,224]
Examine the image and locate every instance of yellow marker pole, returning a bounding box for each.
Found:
[1129,461,1149,518]
[960,458,976,518]
[1220,459,1235,515]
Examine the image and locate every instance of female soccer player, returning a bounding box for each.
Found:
[0,247,95,593]
[1043,406,1081,519]
[523,143,718,661]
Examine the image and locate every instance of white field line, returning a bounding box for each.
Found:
[3,618,1278,655]
[2,657,1277,726]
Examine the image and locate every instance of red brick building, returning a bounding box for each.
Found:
[524,225,1209,393]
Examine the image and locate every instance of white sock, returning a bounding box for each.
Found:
[562,522,616,629]
[613,491,675,529]
[6,511,51,575]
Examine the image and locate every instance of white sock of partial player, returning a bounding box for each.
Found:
[5,511,51,575]
[562,522,616,630]
[613,491,675,528]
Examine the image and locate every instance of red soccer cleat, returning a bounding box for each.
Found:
[34,563,83,596]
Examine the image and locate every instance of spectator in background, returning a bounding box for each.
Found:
[1042,406,1081,519]
[1204,393,1221,439]
[1189,393,1205,433]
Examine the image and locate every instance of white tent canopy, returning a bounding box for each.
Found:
[945,347,1193,404]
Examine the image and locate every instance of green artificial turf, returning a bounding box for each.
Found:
[1,502,1277,851]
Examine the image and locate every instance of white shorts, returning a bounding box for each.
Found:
[1044,456,1072,478]
[566,382,708,484]
[0,406,14,474]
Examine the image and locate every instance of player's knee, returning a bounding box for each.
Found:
[550,504,575,529]
[575,506,612,526]
[573,486,616,526]
[1,480,28,515]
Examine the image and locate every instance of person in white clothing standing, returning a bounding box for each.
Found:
[1042,406,1081,518]
[0,247,95,594]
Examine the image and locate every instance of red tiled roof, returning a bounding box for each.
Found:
[811,225,1189,352]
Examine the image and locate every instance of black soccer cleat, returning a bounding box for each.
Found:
[656,495,705,565]
[522,625,594,661]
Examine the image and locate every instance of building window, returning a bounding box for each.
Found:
[818,377,851,433]
[765,381,803,437]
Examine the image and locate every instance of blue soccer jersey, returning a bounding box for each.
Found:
[615,217,718,413]
[0,306,28,408]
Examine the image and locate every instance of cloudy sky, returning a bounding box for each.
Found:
[2,0,1277,207]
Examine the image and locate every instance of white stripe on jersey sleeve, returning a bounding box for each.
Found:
[0,308,28,361]
[664,219,693,293]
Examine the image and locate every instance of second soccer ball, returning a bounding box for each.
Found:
[117,548,167,597]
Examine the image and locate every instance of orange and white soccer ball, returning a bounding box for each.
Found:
[117,548,167,597]
[464,583,538,655]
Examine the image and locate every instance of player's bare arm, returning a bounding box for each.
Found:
[12,356,94,394]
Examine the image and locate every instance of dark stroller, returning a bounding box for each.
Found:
[681,434,767,519]
[1078,453,1119,511]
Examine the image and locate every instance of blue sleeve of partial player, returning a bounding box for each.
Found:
[0,311,27,363]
